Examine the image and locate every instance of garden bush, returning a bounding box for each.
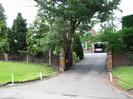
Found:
[73,52,79,63]
[122,14,133,28]
[96,29,125,53]
[72,34,84,60]
[122,28,133,50]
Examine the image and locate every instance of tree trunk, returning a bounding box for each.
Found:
[65,44,73,70]
[64,20,78,70]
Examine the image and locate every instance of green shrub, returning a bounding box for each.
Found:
[72,34,84,60]
[96,29,125,53]
[122,28,133,50]
[73,52,79,63]
[122,14,133,28]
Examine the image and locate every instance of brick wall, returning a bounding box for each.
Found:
[107,52,112,71]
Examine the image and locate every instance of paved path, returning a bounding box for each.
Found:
[0,53,132,99]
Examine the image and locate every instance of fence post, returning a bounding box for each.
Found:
[107,52,112,72]
[26,54,29,63]
[49,51,52,66]
[59,48,65,72]
[4,53,8,61]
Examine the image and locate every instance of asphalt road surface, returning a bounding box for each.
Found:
[0,53,132,99]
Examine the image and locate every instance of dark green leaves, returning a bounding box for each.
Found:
[0,3,8,53]
[122,14,133,28]
[10,13,27,54]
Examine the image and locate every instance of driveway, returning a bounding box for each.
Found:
[0,53,131,99]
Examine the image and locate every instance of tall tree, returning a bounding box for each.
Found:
[0,3,9,53]
[122,15,133,54]
[96,28,125,53]
[9,13,27,54]
[41,18,68,53]
[0,4,6,23]
[35,0,120,69]
[26,19,49,55]
[122,14,133,28]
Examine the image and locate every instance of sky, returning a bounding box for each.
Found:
[0,0,38,27]
[0,0,133,28]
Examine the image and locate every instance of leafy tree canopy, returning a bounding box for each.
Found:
[26,19,49,55]
[122,14,133,28]
[121,14,133,54]
[0,3,8,53]
[41,18,68,53]
[0,4,6,24]
[35,0,120,29]
[121,28,133,50]
[96,28,125,53]
[35,0,120,67]
[9,13,27,54]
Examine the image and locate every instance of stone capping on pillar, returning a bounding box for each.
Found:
[107,51,112,72]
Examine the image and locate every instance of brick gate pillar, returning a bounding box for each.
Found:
[107,52,112,72]
[59,48,65,72]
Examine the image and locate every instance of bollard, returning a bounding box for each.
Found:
[109,72,112,82]
[11,73,14,85]
[39,72,42,80]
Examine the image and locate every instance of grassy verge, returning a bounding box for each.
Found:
[112,66,133,90]
[0,61,59,84]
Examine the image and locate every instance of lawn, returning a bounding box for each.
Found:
[0,61,59,84]
[112,66,133,90]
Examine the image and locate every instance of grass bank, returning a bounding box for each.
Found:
[112,66,133,90]
[0,61,59,84]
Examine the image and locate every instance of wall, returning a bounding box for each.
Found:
[112,53,133,67]
[0,53,60,67]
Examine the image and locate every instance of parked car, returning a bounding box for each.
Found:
[95,48,103,53]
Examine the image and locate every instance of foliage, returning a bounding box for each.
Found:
[41,18,68,53]
[0,39,9,53]
[81,33,94,43]
[35,0,120,28]
[96,26,133,56]
[121,28,133,50]
[121,15,133,59]
[0,61,58,84]
[80,32,95,49]
[72,34,84,60]
[26,19,49,55]
[35,0,121,39]
[0,3,9,53]
[73,52,78,63]
[122,14,133,28]
[0,3,6,23]
[9,13,27,54]
[35,0,120,67]
[112,66,133,90]
[96,28,125,53]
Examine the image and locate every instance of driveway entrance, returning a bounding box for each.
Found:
[0,53,131,99]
